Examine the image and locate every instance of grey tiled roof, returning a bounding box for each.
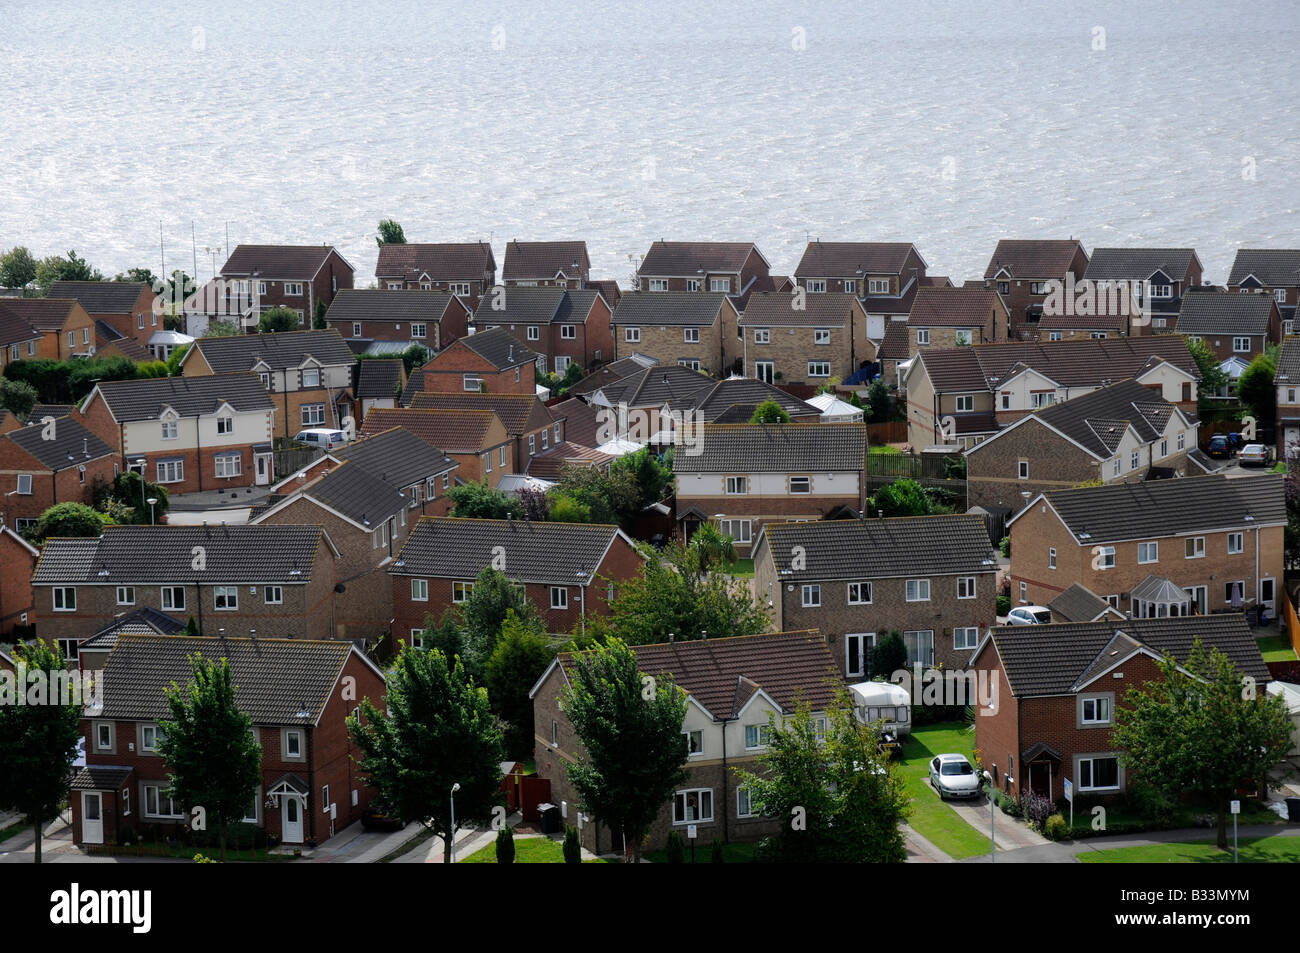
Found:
[1034,473,1285,543]
[192,329,356,373]
[672,422,865,473]
[33,524,332,584]
[295,460,408,526]
[566,354,659,397]
[71,766,134,790]
[669,377,820,422]
[1276,336,1300,383]
[594,364,715,408]
[50,281,150,313]
[502,240,590,281]
[80,607,186,652]
[760,514,996,581]
[739,292,860,328]
[987,615,1269,697]
[638,241,759,276]
[335,425,457,491]
[1227,249,1300,287]
[984,239,1087,279]
[93,373,274,422]
[325,289,457,325]
[0,304,40,348]
[1047,583,1121,623]
[473,286,566,325]
[5,415,113,470]
[393,517,630,585]
[355,359,405,399]
[794,241,918,277]
[221,244,344,278]
[1083,249,1198,282]
[1025,379,1173,457]
[611,291,730,326]
[375,242,495,281]
[99,634,361,723]
[1176,293,1276,335]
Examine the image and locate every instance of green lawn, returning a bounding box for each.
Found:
[0,824,23,845]
[1256,635,1298,662]
[1079,836,1300,863]
[462,836,612,863]
[644,841,758,863]
[727,558,755,577]
[898,722,992,860]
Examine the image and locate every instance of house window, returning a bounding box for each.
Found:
[116,586,135,605]
[1080,696,1111,725]
[1276,289,1288,304]
[541,430,549,450]
[301,367,321,388]
[997,281,1009,295]
[1227,532,1244,555]
[1029,281,1049,295]
[15,473,31,495]
[709,277,730,292]
[807,280,827,293]
[865,278,888,295]
[1032,392,1055,408]
[1089,332,1107,340]
[723,474,749,496]
[717,519,751,544]
[259,372,271,389]
[1077,755,1121,792]
[954,627,980,651]
[1001,392,1011,410]
[283,729,303,760]
[448,282,471,296]
[1233,337,1251,353]
[789,476,811,493]
[736,787,754,818]
[265,586,283,604]
[753,328,770,344]
[800,584,820,607]
[140,724,164,753]
[144,783,183,818]
[1112,458,1121,477]
[1160,438,1168,458]
[54,636,78,661]
[526,326,540,341]
[161,586,186,610]
[957,576,976,599]
[53,587,76,611]
[683,730,703,756]
[463,375,482,392]
[808,361,831,377]
[452,581,473,603]
[352,322,362,337]
[624,327,640,343]
[528,435,536,456]
[1150,285,1172,299]
[216,416,233,435]
[322,785,330,813]
[214,586,238,610]
[954,329,973,346]
[554,423,561,443]
[161,419,178,440]
[1048,331,1063,341]
[283,282,304,296]
[215,454,241,478]
[408,628,425,651]
[301,404,326,426]
[411,323,427,339]
[1098,546,1116,569]
[1138,542,1159,564]
[1018,461,1029,480]
[744,725,771,749]
[157,460,184,484]
[411,579,429,602]
[68,330,75,348]
[1130,450,1140,470]
[684,327,700,343]
[846,632,874,677]
[955,395,974,412]
[916,329,930,345]
[814,328,830,345]
[648,279,669,292]
[1019,581,1028,603]
[1185,536,1205,559]
[95,722,114,752]
[903,630,935,666]
[1049,548,1056,569]
[673,789,713,824]
[905,579,930,602]
[847,581,872,605]
[550,587,568,609]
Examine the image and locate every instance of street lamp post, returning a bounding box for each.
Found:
[983,770,995,863]
[147,497,158,525]
[449,782,461,863]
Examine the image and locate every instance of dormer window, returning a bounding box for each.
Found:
[301,367,321,388]
[161,419,178,440]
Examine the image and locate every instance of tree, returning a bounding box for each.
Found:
[516,485,552,522]
[865,379,893,423]
[733,695,909,862]
[869,631,907,678]
[447,481,519,520]
[204,318,242,338]
[157,654,263,860]
[314,299,328,330]
[1112,639,1292,849]
[258,306,302,333]
[92,471,170,525]
[873,479,932,517]
[348,646,504,864]
[1237,346,1278,426]
[0,246,37,290]
[1187,336,1229,409]
[683,521,736,577]
[34,250,103,294]
[613,446,673,510]
[554,462,640,526]
[0,640,83,863]
[377,219,407,246]
[0,378,36,418]
[115,267,157,285]
[401,343,430,375]
[35,501,105,541]
[562,637,689,862]
[459,569,539,677]
[548,493,593,523]
[485,610,554,757]
[495,826,515,863]
[562,825,581,863]
[750,399,791,424]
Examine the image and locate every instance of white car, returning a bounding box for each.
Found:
[1239,444,1274,467]
[929,753,980,799]
[293,428,350,451]
[1006,605,1052,625]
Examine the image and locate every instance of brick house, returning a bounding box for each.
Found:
[530,629,841,854]
[0,298,96,360]
[0,414,116,533]
[753,515,998,675]
[30,523,342,661]
[1175,291,1281,362]
[354,359,406,419]
[406,392,564,473]
[971,614,1269,803]
[907,286,1010,358]
[180,329,357,440]
[1036,308,1132,342]
[1226,249,1300,331]
[50,280,160,349]
[964,378,1199,511]
[1047,583,1126,624]
[903,336,1201,451]
[324,289,468,352]
[636,241,770,308]
[1007,472,1285,618]
[502,240,590,288]
[983,239,1090,341]
[672,422,867,555]
[0,524,38,638]
[677,377,822,424]
[0,304,43,373]
[75,607,186,674]
[1274,336,1300,459]
[585,364,716,445]
[738,292,873,385]
[565,353,658,399]
[409,327,538,396]
[611,292,740,376]
[359,406,512,489]
[794,241,928,303]
[1081,248,1203,335]
[375,242,496,302]
[473,286,614,375]
[80,373,276,495]
[211,244,354,332]
[70,633,386,848]
[389,517,645,643]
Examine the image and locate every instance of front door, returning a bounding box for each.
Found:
[755,361,774,385]
[82,792,103,844]
[1261,578,1276,614]
[281,795,304,843]
[254,453,271,486]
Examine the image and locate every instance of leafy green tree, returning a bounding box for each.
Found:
[164,344,192,376]
[115,267,157,285]
[0,246,37,290]
[562,825,581,863]
[447,481,519,520]
[684,521,737,577]
[562,637,689,863]
[92,470,169,524]
[258,306,303,333]
[0,378,36,418]
[1237,345,1278,426]
[612,446,674,510]
[548,493,593,523]
[35,501,106,541]
[1112,639,1292,849]
[377,219,407,246]
[157,654,263,860]
[348,646,504,864]
[459,569,539,676]
[873,478,932,517]
[204,318,242,338]
[750,399,791,424]
[734,695,909,862]
[664,830,685,862]
[554,462,640,526]
[401,343,430,375]
[34,250,103,293]
[869,631,907,678]
[484,609,554,756]
[1187,336,1229,410]
[418,609,466,670]
[314,299,328,329]
[495,825,515,863]
[0,640,83,863]
[865,379,893,423]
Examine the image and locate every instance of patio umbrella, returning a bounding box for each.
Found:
[1230,582,1243,610]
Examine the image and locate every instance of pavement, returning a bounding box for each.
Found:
[959,823,1300,864]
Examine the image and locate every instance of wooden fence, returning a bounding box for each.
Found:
[273,446,323,477]
[1283,589,1300,658]
[866,421,907,445]
[864,452,966,492]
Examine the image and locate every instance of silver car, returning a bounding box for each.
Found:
[929,753,981,799]
[1006,605,1052,625]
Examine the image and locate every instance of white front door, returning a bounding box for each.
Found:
[1287,428,1299,459]
[1261,578,1276,614]
[281,795,304,843]
[254,453,271,486]
[82,792,103,844]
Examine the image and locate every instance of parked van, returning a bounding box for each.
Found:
[293,428,350,451]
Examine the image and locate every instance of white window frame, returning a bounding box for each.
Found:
[550,586,568,609]
[725,475,747,495]
[807,361,831,377]
[412,578,429,602]
[161,419,178,440]
[16,473,31,495]
[283,729,304,760]
[683,729,704,757]
[847,581,872,605]
[788,476,811,494]
[1080,695,1112,726]
[116,586,136,606]
[709,277,730,293]
[684,327,700,343]
[140,723,164,754]
[801,584,820,607]
[53,587,76,612]
[736,787,754,818]
[648,279,669,292]
[264,585,283,604]
[526,325,540,341]
[301,403,326,426]
[1185,536,1205,559]
[463,375,483,392]
[1138,541,1159,564]
[1077,755,1121,793]
[1227,532,1244,555]
[672,788,714,825]
[283,282,304,296]
[753,328,770,344]
[452,581,473,603]
[624,327,641,343]
[814,328,830,345]
[157,460,184,484]
[411,323,427,339]
[806,279,827,293]
[916,329,930,345]
[1018,460,1029,480]
[1098,546,1116,569]
[718,518,751,544]
[161,585,186,610]
[953,626,980,651]
[1049,548,1057,570]
[143,782,184,819]
[905,579,930,602]
[214,586,239,610]
[301,367,321,388]
[215,454,242,478]
[448,282,471,296]
[94,721,114,752]
[1233,336,1251,353]
[216,415,233,435]
[743,724,771,750]
[957,576,976,599]
[955,395,974,412]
